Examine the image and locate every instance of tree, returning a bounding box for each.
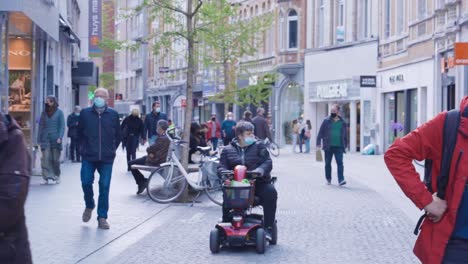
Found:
[198,0,274,114]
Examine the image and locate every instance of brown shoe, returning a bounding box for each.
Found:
[98,218,110,229]
[82,208,93,223]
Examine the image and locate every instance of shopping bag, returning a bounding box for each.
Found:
[316,149,323,162]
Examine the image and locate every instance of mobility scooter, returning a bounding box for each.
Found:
[209,165,277,254]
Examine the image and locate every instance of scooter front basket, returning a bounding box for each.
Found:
[222,184,255,209]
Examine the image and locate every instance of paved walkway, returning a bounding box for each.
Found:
[26,147,422,264]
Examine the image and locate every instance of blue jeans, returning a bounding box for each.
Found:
[210,138,219,150]
[324,147,344,183]
[81,160,114,219]
[443,239,468,263]
[305,138,311,153]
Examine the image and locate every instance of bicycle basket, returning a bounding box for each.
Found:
[222,184,255,209]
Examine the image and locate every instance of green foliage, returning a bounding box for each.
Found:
[209,74,273,107]
[99,73,115,90]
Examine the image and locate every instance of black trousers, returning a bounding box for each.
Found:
[128,156,147,186]
[70,137,80,161]
[126,135,139,170]
[222,181,278,229]
[443,239,468,264]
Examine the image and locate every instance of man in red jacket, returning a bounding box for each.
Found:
[385,96,468,264]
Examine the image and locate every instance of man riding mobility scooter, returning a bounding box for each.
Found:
[210,165,277,254]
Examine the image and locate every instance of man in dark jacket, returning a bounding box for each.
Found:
[67,105,81,162]
[144,101,168,145]
[0,113,32,264]
[128,120,171,195]
[218,121,277,239]
[316,104,348,186]
[121,109,144,171]
[78,88,121,230]
[252,108,272,141]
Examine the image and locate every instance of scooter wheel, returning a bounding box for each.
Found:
[210,229,220,253]
[256,228,266,254]
[270,221,278,245]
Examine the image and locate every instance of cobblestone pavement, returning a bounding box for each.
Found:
[26,147,421,264]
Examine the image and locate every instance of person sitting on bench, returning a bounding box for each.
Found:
[128,119,171,194]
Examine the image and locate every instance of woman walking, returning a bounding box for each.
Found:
[291,119,299,153]
[38,95,65,184]
[121,109,144,171]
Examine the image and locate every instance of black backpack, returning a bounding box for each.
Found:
[414,109,460,235]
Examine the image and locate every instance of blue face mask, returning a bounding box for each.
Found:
[244,136,256,146]
[75,112,80,116]
[93,97,105,108]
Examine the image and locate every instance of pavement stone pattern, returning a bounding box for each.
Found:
[25,148,169,264]
[106,149,420,264]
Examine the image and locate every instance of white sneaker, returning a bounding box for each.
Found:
[55,178,61,184]
[41,179,49,185]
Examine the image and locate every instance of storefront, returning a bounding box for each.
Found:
[307,78,362,152]
[377,59,433,152]
[304,41,378,152]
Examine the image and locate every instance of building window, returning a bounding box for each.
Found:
[336,0,345,43]
[318,0,325,46]
[418,0,427,20]
[288,10,298,49]
[362,0,369,38]
[396,0,404,35]
[279,12,284,50]
[384,0,391,38]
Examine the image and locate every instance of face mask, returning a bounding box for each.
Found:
[75,112,80,116]
[331,113,337,118]
[132,112,138,116]
[155,107,161,113]
[93,97,106,108]
[211,118,216,121]
[228,116,233,120]
[244,136,256,145]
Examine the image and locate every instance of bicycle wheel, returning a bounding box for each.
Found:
[147,164,187,203]
[268,142,280,157]
[205,179,223,206]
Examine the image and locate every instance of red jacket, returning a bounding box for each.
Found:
[384,96,468,264]
[206,120,221,139]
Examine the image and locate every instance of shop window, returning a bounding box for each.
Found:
[288,10,298,49]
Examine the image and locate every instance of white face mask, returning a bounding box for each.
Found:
[227,116,233,120]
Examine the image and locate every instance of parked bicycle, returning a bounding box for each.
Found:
[263,138,280,157]
[146,136,223,205]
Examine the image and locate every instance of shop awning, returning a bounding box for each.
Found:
[59,15,80,47]
[72,61,98,86]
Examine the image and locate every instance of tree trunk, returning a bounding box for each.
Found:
[223,61,231,115]
[178,0,195,202]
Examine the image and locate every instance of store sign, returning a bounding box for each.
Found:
[159,67,169,73]
[389,74,404,83]
[360,76,376,88]
[454,42,468,65]
[9,39,32,70]
[316,82,348,99]
[89,0,102,55]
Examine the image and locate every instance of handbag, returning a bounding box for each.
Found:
[316,149,323,162]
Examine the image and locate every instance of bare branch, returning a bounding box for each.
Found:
[152,0,188,17]
[192,0,203,16]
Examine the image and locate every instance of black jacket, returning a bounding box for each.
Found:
[67,113,80,138]
[252,115,272,141]
[218,138,272,182]
[143,111,168,140]
[121,115,144,139]
[0,114,32,264]
[78,106,121,163]
[316,116,348,151]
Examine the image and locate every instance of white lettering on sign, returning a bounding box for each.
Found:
[91,0,100,36]
[389,74,404,83]
[316,82,348,99]
[9,50,31,57]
